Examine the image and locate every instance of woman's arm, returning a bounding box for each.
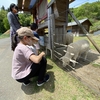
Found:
[29,52,45,63]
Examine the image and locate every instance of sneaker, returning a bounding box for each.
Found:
[22,80,31,86]
[37,74,50,86]
[44,74,50,82]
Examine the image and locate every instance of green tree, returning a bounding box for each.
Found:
[70,1,100,31]
[3,17,10,30]
[19,13,32,26]
[1,6,5,10]
[0,9,7,33]
[0,8,33,34]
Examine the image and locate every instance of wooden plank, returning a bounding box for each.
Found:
[54,50,62,56]
[63,25,66,44]
[47,0,55,8]
[54,42,68,47]
[50,14,55,59]
[47,7,52,50]
[47,0,74,8]
[55,17,66,22]
[55,28,58,42]
[69,0,75,3]
[17,0,23,10]
[53,3,59,18]
[55,0,69,22]
[38,21,48,30]
[55,22,65,26]
[66,0,69,26]
[19,8,33,11]
[24,0,31,10]
[59,27,63,43]
[54,54,61,60]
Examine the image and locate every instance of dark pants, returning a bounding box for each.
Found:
[16,57,47,83]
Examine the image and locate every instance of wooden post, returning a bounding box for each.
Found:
[45,7,53,59]
[68,9,100,54]
[48,7,52,49]
[50,14,55,59]
[66,0,69,27]
[63,24,66,44]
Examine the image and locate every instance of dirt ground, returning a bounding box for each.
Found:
[63,50,100,96]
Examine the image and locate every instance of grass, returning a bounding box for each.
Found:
[73,35,100,50]
[92,62,100,68]
[0,33,10,39]
[0,32,100,99]
[24,58,99,100]
[92,64,100,68]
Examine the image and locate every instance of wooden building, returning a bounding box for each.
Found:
[67,18,92,36]
[17,0,75,58]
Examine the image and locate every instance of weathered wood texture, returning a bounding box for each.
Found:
[17,0,23,10]
[54,0,69,21]
[24,0,31,10]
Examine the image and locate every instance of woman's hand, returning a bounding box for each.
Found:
[30,51,45,63]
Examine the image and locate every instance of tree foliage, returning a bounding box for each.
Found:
[0,1,100,33]
[1,6,5,10]
[69,1,100,31]
[0,9,32,34]
[0,9,8,33]
[19,13,32,27]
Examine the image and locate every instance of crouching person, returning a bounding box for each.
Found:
[12,27,49,86]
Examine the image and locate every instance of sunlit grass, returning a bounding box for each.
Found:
[0,33,10,39]
[73,35,100,50]
[92,62,100,68]
[25,58,99,100]
[0,32,99,99]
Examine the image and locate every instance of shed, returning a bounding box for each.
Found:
[17,0,75,58]
[67,18,92,36]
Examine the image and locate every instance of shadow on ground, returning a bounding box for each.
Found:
[21,64,55,95]
[56,51,100,72]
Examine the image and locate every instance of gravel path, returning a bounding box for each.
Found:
[0,38,26,100]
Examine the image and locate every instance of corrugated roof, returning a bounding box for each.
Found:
[68,18,89,26]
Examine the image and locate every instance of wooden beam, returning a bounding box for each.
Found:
[54,50,63,56]
[18,8,32,11]
[47,0,74,8]
[38,21,48,30]
[50,14,55,59]
[47,0,55,8]
[24,0,31,10]
[17,0,23,9]
[54,42,68,47]
[68,9,100,54]
[55,22,65,26]
[66,0,69,26]
[69,0,75,3]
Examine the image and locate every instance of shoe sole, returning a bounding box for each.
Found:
[37,82,44,86]
[22,83,30,86]
[37,77,50,86]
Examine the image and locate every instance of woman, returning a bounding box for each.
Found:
[7,3,21,51]
[12,27,49,86]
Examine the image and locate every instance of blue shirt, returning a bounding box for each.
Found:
[33,31,39,39]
